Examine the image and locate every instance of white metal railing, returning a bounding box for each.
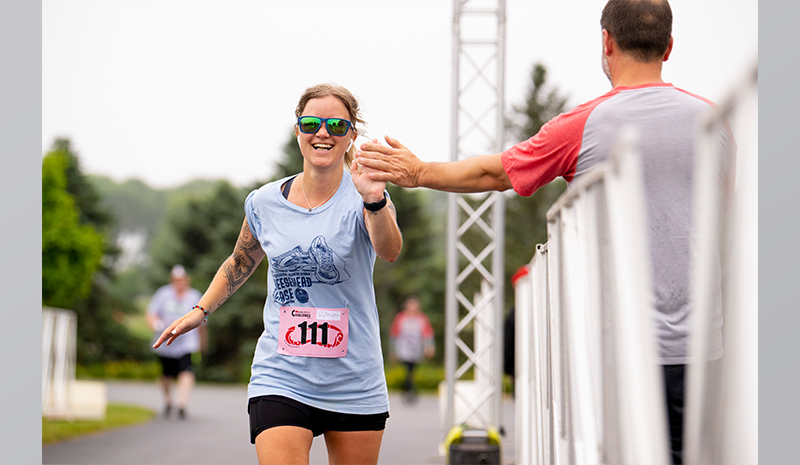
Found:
[514,128,671,465]
[513,61,757,465]
[684,61,758,465]
[514,244,549,465]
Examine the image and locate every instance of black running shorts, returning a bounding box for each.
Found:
[247,395,389,443]
[158,353,193,378]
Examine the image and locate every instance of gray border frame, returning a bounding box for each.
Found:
[1,0,42,463]
[760,2,798,464]
[6,0,790,463]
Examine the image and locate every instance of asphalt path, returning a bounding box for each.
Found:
[43,380,516,465]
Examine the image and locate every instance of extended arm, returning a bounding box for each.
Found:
[423,315,435,358]
[356,136,513,193]
[146,311,164,332]
[364,197,402,263]
[153,217,265,348]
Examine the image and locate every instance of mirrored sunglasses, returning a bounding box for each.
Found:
[297,116,353,137]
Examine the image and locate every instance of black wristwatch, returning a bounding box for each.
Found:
[363,194,387,212]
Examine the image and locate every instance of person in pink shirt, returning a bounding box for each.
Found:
[389,296,435,403]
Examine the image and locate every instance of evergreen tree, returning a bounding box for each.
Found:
[43,139,151,363]
[503,63,569,302]
[509,63,570,143]
[55,139,113,231]
[42,146,104,308]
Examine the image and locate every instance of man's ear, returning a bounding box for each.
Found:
[663,36,674,62]
[602,29,614,56]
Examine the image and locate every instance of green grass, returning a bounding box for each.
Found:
[77,360,161,380]
[125,312,155,341]
[75,360,513,393]
[385,362,445,392]
[42,403,155,445]
[385,362,515,394]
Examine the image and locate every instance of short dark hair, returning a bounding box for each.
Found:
[601,0,673,62]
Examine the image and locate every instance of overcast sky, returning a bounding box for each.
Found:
[42,0,758,189]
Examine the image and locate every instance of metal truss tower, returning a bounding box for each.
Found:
[444,0,507,434]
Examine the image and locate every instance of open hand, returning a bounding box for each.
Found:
[152,308,206,349]
[356,136,422,188]
[351,138,388,203]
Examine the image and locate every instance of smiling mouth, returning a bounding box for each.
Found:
[313,143,333,151]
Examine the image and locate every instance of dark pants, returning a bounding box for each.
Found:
[402,361,417,393]
[663,364,685,465]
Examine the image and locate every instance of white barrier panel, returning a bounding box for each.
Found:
[514,128,670,465]
[42,307,108,420]
[514,244,551,465]
[514,63,757,465]
[514,261,534,465]
[602,130,670,465]
[42,307,77,419]
[530,245,552,465]
[685,61,758,465]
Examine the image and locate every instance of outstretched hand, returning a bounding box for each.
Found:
[152,308,206,349]
[356,136,422,188]
[351,138,388,203]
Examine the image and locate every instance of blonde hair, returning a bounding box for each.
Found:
[295,83,365,168]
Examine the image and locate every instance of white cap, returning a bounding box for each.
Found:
[170,265,187,279]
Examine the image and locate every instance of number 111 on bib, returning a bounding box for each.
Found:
[278,307,349,358]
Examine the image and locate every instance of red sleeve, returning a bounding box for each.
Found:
[500,93,614,197]
[421,315,434,340]
[390,313,403,338]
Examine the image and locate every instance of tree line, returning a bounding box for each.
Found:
[42,63,568,383]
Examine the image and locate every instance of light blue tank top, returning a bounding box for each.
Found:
[244,170,389,414]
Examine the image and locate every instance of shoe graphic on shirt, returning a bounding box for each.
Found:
[273,246,314,272]
[271,236,346,285]
[309,235,339,283]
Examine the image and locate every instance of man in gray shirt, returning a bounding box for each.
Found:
[356,1,735,462]
[147,265,206,419]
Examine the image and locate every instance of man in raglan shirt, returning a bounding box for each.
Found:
[389,296,435,403]
[356,1,735,463]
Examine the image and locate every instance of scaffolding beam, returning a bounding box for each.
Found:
[445,0,507,435]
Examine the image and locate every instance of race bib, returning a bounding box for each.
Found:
[278,307,348,358]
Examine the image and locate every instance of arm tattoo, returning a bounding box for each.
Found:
[367,202,397,217]
[222,220,261,298]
